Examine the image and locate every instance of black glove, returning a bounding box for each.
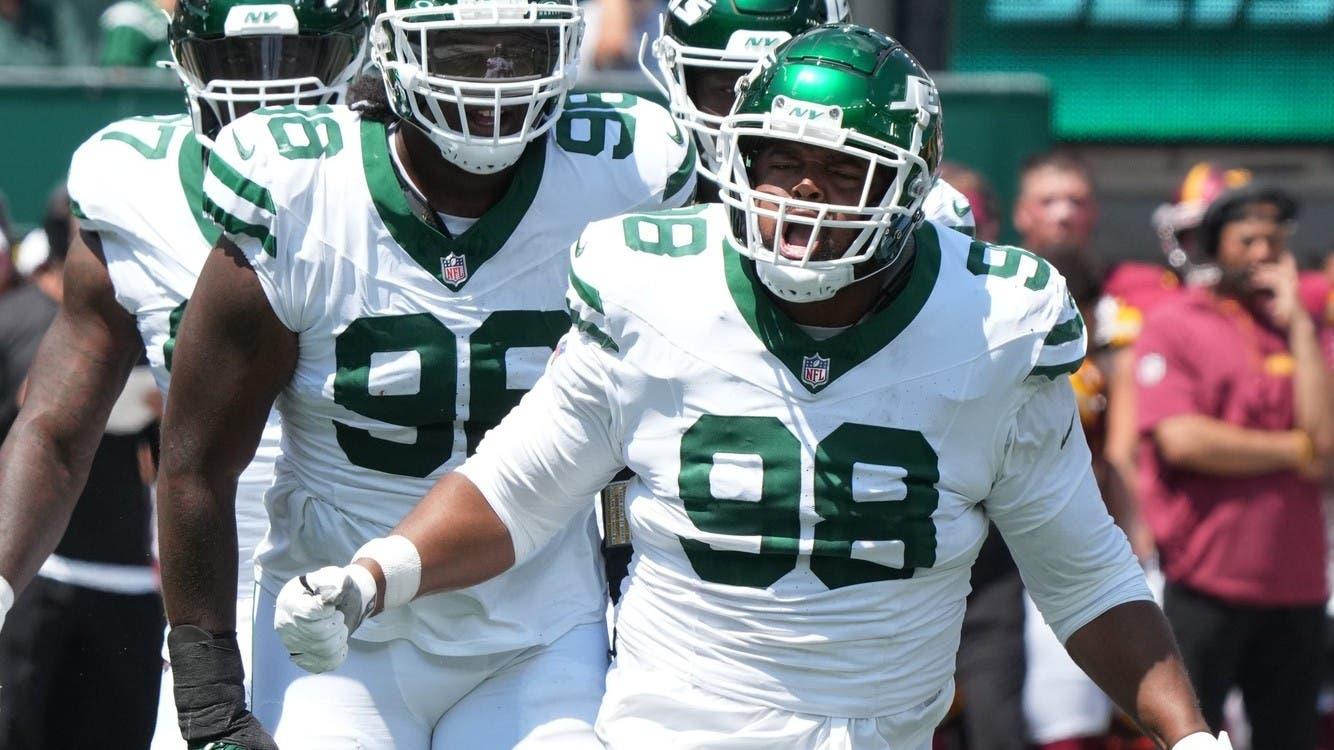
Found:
[168,625,278,750]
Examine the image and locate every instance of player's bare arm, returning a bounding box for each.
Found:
[156,238,294,750]
[0,229,143,596]
[159,237,295,631]
[1064,601,1209,747]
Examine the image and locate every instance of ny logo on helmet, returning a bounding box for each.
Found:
[889,76,940,128]
[670,0,716,25]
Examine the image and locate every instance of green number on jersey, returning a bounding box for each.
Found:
[267,114,344,159]
[679,415,802,588]
[333,314,458,477]
[622,215,707,257]
[101,124,176,160]
[677,415,941,590]
[966,241,1052,291]
[332,310,567,477]
[465,309,570,454]
[557,94,638,160]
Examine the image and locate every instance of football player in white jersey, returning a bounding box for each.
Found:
[0,0,367,748]
[155,0,696,747]
[274,25,1232,750]
[643,0,974,233]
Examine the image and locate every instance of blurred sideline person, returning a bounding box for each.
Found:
[931,162,1029,750]
[1012,149,1124,750]
[0,0,368,747]
[156,0,695,747]
[0,204,163,748]
[1136,184,1332,750]
[1012,150,1099,271]
[275,26,1229,750]
[1096,164,1254,563]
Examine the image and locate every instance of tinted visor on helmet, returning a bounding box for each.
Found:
[423,28,556,81]
[177,32,361,86]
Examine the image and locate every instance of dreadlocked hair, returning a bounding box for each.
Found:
[348,73,398,124]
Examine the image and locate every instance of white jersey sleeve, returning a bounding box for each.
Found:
[202,106,332,332]
[987,375,1151,643]
[456,330,625,562]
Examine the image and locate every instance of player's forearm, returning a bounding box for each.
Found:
[1065,600,1208,747]
[1153,415,1309,476]
[356,472,516,614]
[1287,314,1333,456]
[156,465,240,632]
[0,412,105,591]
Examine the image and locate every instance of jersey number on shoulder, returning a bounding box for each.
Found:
[557,93,638,160]
[330,310,569,477]
[966,241,1052,291]
[255,105,344,159]
[100,116,186,160]
[678,415,940,590]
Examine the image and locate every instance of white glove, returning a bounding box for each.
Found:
[273,564,377,674]
[1172,731,1232,750]
[0,576,13,632]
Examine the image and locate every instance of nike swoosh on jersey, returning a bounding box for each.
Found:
[233,132,256,160]
[669,119,685,146]
[1059,411,1076,449]
[952,198,970,218]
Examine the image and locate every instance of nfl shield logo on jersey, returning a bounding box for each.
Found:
[441,253,469,287]
[801,353,830,388]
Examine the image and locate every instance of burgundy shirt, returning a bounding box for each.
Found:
[1135,287,1327,606]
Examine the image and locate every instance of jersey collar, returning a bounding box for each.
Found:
[360,119,547,292]
[724,221,942,394]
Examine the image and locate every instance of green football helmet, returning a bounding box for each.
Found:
[643,0,850,171]
[714,24,944,303]
[169,0,370,144]
[371,0,583,174]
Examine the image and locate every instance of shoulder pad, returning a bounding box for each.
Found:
[923,178,975,236]
[960,237,1086,380]
[555,93,697,209]
[68,114,192,234]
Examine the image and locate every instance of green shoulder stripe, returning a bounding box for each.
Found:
[208,153,276,214]
[568,304,619,352]
[1029,357,1084,380]
[70,200,87,220]
[568,268,604,314]
[1043,311,1085,346]
[202,194,276,257]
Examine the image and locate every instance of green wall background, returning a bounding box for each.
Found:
[953,0,1334,142]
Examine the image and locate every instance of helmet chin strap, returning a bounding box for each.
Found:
[431,133,527,175]
[752,229,918,305]
[755,262,855,303]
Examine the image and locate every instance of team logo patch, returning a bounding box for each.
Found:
[801,353,831,388]
[441,253,469,287]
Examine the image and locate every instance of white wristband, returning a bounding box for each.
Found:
[1172,731,1231,750]
[352,535,422,610]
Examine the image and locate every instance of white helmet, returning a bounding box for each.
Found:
[372,0,583,174]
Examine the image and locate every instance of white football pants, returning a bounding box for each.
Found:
[250,587,608,749]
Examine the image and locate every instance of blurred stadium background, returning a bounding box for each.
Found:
[2,0,1332,264]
